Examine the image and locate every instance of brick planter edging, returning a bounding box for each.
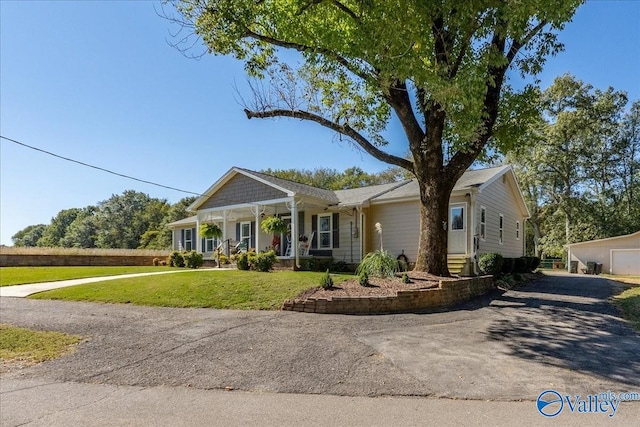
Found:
[282,276,494,314]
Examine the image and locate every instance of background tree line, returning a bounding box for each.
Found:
[505,74,639,258]
[11,167,405,249]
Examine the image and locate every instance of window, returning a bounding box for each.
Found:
[516,221,520,240]
[450,207,464,230]
[205,237,217,253]
[184,228,193,251]
[499,214,504,245]
[240,221,251,248]
[480,207,486,240]
[318,214,332,249]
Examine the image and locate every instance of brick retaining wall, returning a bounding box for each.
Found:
[0,254,166,267]
[282,276,494,314]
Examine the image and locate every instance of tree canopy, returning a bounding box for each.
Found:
[167,0,584,275]
[507,75,640,257]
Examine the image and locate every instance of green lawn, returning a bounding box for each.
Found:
[614,285,640,331]
[0,324,82,364]
[30,270,352,310]
[0,266,178,286]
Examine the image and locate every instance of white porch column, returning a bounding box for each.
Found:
[290,198,299,267]
[255,206,260,252]
[222,210,227,242]
[196,215,201,253]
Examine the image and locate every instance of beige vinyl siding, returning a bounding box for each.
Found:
[332,212,361,263]
[475,175,526,258]
[368,201,420,264]
[568,233,640,274]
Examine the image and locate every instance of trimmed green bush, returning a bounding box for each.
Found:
[169,251,185,268]
[320,269,334,289]
[402,273,410,284]
[501,257,514,274]
[514,257,528,274]
[478,253,503,275]
[235,252,250,271]
[356,250,398,278]
[250,250,278,272]
[530,256,541,271]
[184,251,204,269]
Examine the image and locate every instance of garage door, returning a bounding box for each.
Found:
[611,249,640,275]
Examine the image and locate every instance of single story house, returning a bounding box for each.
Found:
[168,165,529,274]
[566,231,640,275]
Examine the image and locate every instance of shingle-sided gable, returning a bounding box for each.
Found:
[199,173,288,210]
[237,168,339,204]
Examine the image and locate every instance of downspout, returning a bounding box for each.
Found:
[291,198,300,269]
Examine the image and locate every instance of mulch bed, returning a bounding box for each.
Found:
[298,271,451,299]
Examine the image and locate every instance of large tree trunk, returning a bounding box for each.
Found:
[413,174,456,276]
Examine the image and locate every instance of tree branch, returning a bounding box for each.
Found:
[384,81,425,151]
[507,20,548,63]
[244,29,375,82]
[244,108,414,171]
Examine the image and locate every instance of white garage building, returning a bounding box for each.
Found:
[567,231,640,275]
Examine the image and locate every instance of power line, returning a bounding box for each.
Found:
[1,135,203,196]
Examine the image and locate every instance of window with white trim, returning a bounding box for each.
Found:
[205,237,217,252]
[499,214,504,245]
[184,229,193,251]
[516,221,520,240]
[240,221,251,248]
[318,214,332,249]
[480,206,486,240]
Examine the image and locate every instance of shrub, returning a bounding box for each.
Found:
[356,250,398,278]
[218,254,230,265]
[235,252,250,271]
[250,250,278,272]
[514,257,528,274]
[530,256,541,271]
[330,260,348,273]
[152,258,160,266]
[358,271,369,287]
[478,253,503,275]
[402,273,410,284]
[184,251,204,269]
[169,251,185,268]
[320,269,334,289]
[160,260,167,266]
[495,274,516,290]
[501,257,514,274]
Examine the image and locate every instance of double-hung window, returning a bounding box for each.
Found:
[516,221,520,240]
[318,214,332,249]
[480,207,486,240]
[184,229,193,251]
[240,221,251,249]
[499,214,504,245]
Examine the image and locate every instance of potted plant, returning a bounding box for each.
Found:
[200,223,223,266]
[260,216,288,235]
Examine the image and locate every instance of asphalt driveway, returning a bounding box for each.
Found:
[1,272,638,401]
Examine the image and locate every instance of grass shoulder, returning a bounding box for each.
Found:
[0,266,179,286]
[0,324,82,370]
[612,283,640,332]
[30,270,353,310]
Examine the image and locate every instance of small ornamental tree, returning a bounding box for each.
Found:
[168,0,584,276]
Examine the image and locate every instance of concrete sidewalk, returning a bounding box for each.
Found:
[3,378,638,427]
[0,269,215,298]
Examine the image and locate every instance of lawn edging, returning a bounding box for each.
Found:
[282,276,494,314]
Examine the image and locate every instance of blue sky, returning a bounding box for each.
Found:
[1,1,639,246]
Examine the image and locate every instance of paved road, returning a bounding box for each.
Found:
[1,272,639,425]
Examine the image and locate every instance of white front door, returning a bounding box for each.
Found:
[448,203,467,254]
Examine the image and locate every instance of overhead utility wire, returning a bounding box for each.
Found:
[1,135,203,196]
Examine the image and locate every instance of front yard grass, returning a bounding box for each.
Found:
[0,324,81,366]
[613,285,640,331]
[30,270,352,310]
[0,266,178,287]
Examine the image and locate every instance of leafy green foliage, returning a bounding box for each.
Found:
[358,271,369,287]
[11,224,47,247]
[501,258,515,274]
[248,250,278,272]
[260,216,288,234]
[478,253,504,276]
[235,252,251,271]
[199,223,223,239]
[514,257,528,274]
[320,269,334,289]
[402,273,410,284]
[183,251,204,269]
[169,251,185,268]
[507,75,639,258]
[260,166,409,190]
[356,250,398,278]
